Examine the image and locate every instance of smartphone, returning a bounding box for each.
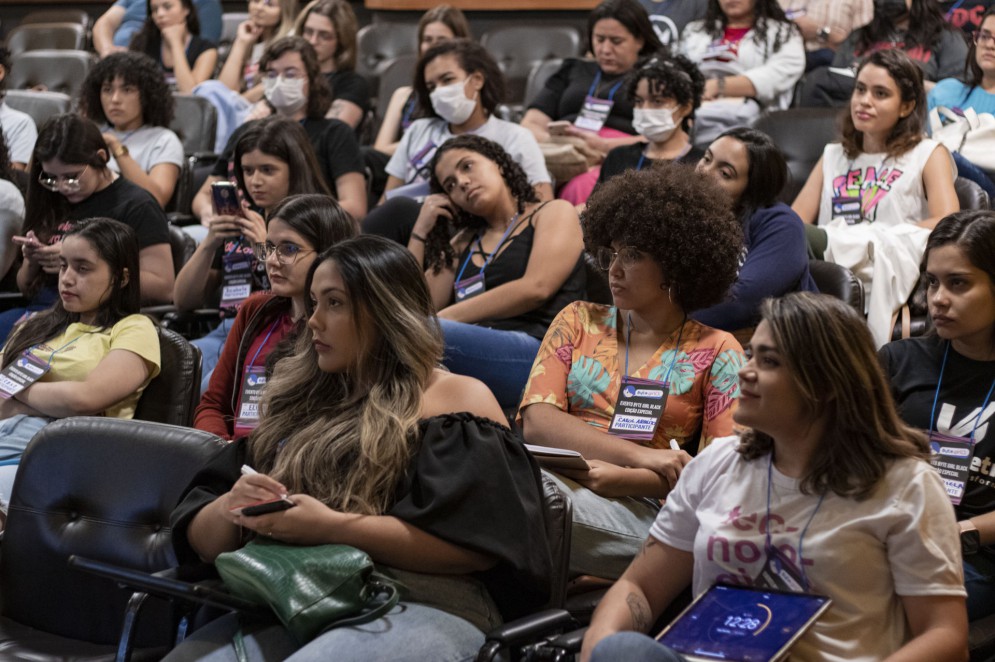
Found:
[211,181,242,217]
[237,497,296,517]
[548,120,572,136]
[11,235,40,247]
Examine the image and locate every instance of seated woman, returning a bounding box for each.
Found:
[0,218,160,499]
[78,52,185,207]
[365,39,551,244]
[164,235,552,661]
[0,114,173,344]
[191,37,366,227]
[129,0,218,93]
[793,49,959,346]
[374,4,471,157]
[800,0,968,107]
[693,128,817,335]
[518,164,745,579]
[880,210,995,623]
[175,117,337,392]
[593,54,705,194]
[521,0,664,204]
[216,0,296,98]
[583,292,968,662]
[679,0,805,146]
[195,194,356,440]
[294,0,370,130]
[407,135,584,411]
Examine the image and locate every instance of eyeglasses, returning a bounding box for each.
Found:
[975,30,995,45]
[593,246,643,271]
[38,165,89,193]
[252,241,315,265]
[264,68,303,80]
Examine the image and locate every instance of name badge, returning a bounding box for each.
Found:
[704,41,734,60]
[784,7,806,19]
[221,248,253,312]
[608,376,669,441]
[0,352,51,399]
[755,543,809,592]
[574,95,614,132]
[929,431,976,505]
[831,195,863,225]
[408,140,439,182]
[234,366,267,437]
[453,273,486,302]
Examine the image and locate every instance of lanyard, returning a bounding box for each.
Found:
[622,312,685,382]
[944,0,967,18]
[929,341,995,441]
[765,454,825,588]
[34,330,97,368]
[246,317,283,371]
[453,214,521,284]
[587,70,625,101]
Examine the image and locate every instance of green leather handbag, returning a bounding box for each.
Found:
[215,538,399,645]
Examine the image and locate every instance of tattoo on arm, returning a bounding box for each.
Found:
[626,592,652,632]
[327,100,346,118]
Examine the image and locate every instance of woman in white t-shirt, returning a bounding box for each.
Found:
[582,291,968,662]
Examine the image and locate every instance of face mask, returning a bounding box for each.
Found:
[264,75,307,115]
[429,79,477,125]
[873,0,909,22]
[632,107,679,143]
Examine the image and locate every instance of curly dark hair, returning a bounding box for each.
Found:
[702,0,795,57]
[854,0,956,56]
[583,163,742,312]
[129,0,201,60]
[414,39,506,119]
[840,49,925,159]
[423,134,539,273]
[625,53,704,132]
[258,36,332,119]
[78,51,175,128]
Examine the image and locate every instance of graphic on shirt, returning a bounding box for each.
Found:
[863,42,935,66]
[937,401,994,443]
[831,166,906,222]
[708,505,815,587]
[649,15,679,45]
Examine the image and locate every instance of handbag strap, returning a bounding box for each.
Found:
[316,579,401,632]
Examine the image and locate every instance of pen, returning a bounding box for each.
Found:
[669,439,680,451]
[240,464,258,476]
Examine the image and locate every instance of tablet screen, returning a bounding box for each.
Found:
[656,584,831,661]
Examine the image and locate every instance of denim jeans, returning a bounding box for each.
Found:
[590,631,686,661]
[192,318,234,395]
[965,551,995,622]
[438,319,541,410]
[162,602,485,662]
[951,152,995,201]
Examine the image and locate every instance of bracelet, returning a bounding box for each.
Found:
[410,231,427,243]
[716,77,726,98]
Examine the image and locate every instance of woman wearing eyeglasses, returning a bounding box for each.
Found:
[194,194,356,440]
[518,164,745,579]
[0,114,173,345]
[174,117,340,392]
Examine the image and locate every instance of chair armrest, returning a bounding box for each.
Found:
[477,609,578,661]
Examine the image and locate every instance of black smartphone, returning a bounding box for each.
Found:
[211,181,242,217]
[239,498,296,517]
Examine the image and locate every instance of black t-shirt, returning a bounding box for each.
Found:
[879,335,995,521]
[324,69,372,115]
[528,58,637,135]
[595,142,704,189]
[940,0,995,35]
[161,34,216,82]
[68,176,170,248]
[211,117,364,196]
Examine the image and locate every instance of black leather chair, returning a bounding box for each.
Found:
[133,326,202,427]
[170,93,219,155]
[356,22,419,95]
[751,108,840,203]
[4,22,87,56]
[808,259,864,314]
[6,49,94,97]
[2,90,71,130]
[955,176,991,211]
[0,417,225,660]
[481,26,581,107]
[375,53,418,122]
[20,10,90,30]
[584,253,612,305]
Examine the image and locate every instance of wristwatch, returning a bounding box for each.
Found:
[817,26,832,43]
[716,77,726,98]
[961,520,981,556]
[112,143,129,159]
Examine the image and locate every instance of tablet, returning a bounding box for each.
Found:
[655,583,832,662]
[524,444,590,471]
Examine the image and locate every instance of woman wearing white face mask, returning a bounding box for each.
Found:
[594,55,706,196]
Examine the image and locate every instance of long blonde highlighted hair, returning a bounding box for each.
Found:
[249,236,443,515]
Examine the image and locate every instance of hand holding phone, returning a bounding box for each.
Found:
[211,181,243,218]
[548,120,572,136]
[236,497,296,517]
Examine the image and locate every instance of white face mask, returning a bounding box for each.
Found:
[632,107,679,143]
[429,79,477,125]
[264,75,307,115]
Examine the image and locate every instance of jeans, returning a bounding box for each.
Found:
[951,152,995,201]
[0,414,54,500]
[192,318,234,395]
[590,632,687,661]
[162,602,485,662]
[438,319,541,410]
[965,551,995,622]
[0,286,59,346]
[544,470,659,579]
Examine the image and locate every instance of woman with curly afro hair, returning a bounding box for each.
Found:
[406,134,585,410]
[518,163,745,579]
[77,51,184,207]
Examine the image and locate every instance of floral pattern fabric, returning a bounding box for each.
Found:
[518,302,744,451]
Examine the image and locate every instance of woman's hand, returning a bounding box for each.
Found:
[413,193,455,238]
[627,446,692,490]
[32,243,62,275]
[237,494,339,546]
[204,214,245,249]
[234,20,262,46]
[160,23,186,47]
[559,459,630,498]
[565,126,610,154]
[220,473,288,525]
[245,100,273,122]
[102,132,123,155]
[239,202,267,244]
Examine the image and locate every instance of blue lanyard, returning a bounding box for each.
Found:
[929,341,995,441]
[765,454,825,589]
[636,152,647,171]
[587,70,624,101]
[246,317,283,370]
[401,93,417,128]
[944,0,967,18]
[454,214,521,284]
[622,312,685,383]
[32,330,97,368]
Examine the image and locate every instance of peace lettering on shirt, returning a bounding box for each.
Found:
[832,166,906,222]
